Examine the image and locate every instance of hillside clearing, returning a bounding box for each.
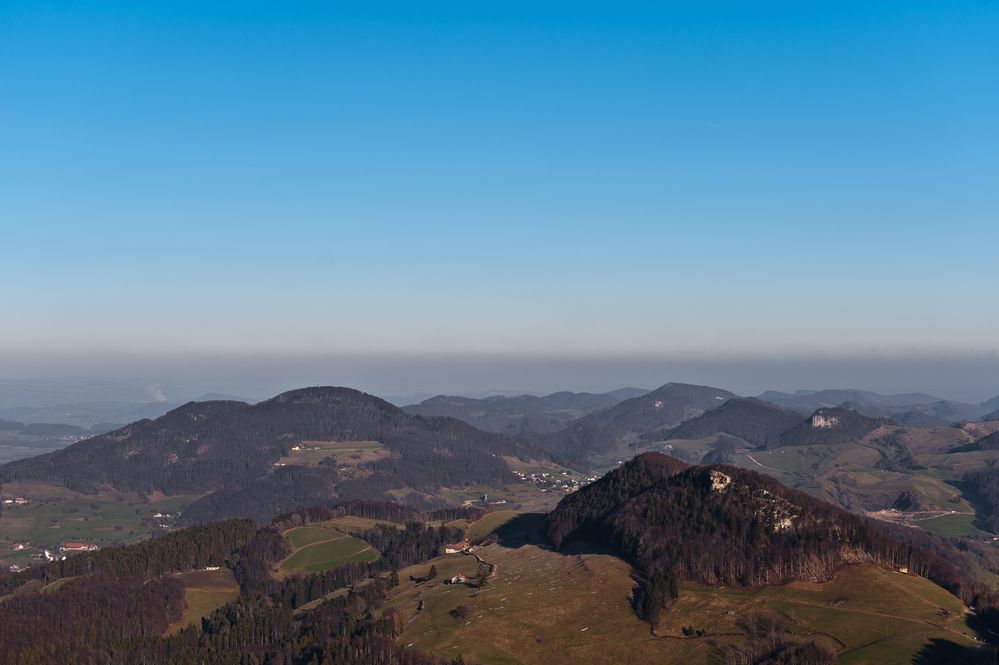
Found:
[165,568,239,636]
[278,525,378,575]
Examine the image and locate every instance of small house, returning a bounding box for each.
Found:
[444,574,466,585]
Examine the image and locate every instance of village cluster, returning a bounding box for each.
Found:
[511,469,599,494]
[6,541,99,571]
[1,493,181,571]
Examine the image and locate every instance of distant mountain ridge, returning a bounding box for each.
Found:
[403,387,648,436]
[539,382,736,468]
[759,388,999,423]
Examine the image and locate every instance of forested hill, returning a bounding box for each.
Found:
[0,387,542,522]
[775,407,895,446]
[539,382,736,468]
[546,453,997,625]
[403,387,648,436]
[645,397,804,447]
[0,501,467,665]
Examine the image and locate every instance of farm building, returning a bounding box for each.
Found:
[61,542,99,552]
[444,574,466,585]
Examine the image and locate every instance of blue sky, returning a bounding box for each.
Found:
[2,1,997,372]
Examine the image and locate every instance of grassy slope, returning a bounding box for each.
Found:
[278,523,378,575]
[468,511,521,541]
[165,568,239,636]
[325,515,403,535]
[285,526,344,549]
[384,538,979,665]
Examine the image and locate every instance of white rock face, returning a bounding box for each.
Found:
[654,399,664,410]
[774,516,794,532]
[709,470,732,492]
[811,413,839,429]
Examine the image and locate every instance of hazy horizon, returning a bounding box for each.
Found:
[1,352,997,406]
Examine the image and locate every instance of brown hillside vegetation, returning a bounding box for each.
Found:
[384,528,979,664]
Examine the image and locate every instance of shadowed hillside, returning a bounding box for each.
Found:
[644,397,803,447]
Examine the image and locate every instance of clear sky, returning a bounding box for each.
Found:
[1,2,997,396]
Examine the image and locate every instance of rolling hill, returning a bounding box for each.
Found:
[646,397,804,447]
[951,430,999,453]
[403,387,648,436]
[0,387,543,524]
[545,453,996,630]
[775,407,895,446]
[539,382,736,468]
[759,389,999,424]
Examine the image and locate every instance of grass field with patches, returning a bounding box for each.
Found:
[277,440,388,469]
[285,525,343,549]
[0,482,200,563]
[166,568,239,636]
[278,524,379,575]
[468,511,520,541]
[916,513,990,538]
[324,515,403,535]
[384,531,979,665]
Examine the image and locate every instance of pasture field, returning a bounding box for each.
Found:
[278,523,378,575]
[285,525,341,549]
[467,511,520,541]
[276,440,388,470]
[438,481,568,513]
[0,482,199,563]
[920,450,998,475]
[384,529,979,665]
[325,515,402,534]
[916,513,989,538]
[165,568,239,636]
